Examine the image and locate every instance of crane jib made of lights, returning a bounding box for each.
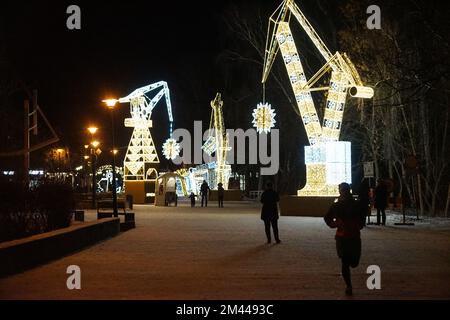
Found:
[261,0,374,196]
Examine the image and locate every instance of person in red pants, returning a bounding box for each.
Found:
[324,183,366,296]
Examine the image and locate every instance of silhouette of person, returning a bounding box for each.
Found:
[217,182,225,208]
[324,182,365,296]
[200,180,210,207]
[260,182,281,244]
[189,192,196,207]
[374,179,388,225]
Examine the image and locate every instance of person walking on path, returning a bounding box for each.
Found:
[217,182,225,208]
[374,179,388,225]
[189,192,196,207]
[260,182,281,244]
[200,180,210,207]
[324,183,365,296]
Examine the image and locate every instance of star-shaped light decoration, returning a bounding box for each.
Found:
[162,138,181,160]
[252,102,276,133]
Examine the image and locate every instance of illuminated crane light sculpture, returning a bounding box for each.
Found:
[201,93,231,189]
[252,102,276,133]
[262,0,373,196]
[119,81,177,182]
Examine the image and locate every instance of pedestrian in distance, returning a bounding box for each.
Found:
[324,182,366,296]
[260,182,281,244]
[217,182,225,208]
[374,179,388,225]
[189,192,196,207]
[200,180,210,207]
[358,179,371,226]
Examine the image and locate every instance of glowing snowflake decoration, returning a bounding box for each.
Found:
[252,102,276,133]
[162,138,180,160]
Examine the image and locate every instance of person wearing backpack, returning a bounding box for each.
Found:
[324,182,365,296]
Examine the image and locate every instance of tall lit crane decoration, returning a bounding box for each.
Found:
[202,93,231,189]
[262,0,373,196]
[118,81,178,181]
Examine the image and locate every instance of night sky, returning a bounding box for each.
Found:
[0,0,352,178]
[2,1,272,151]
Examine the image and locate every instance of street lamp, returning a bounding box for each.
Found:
[56,148,64,172]
[87,126,98,135]
[102,99,119,217]
[90,139,101,208]
[87,126,99,208]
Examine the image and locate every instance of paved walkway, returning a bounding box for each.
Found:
[1,201,449,299]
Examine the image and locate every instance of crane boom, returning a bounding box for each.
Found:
[119,81,173,125]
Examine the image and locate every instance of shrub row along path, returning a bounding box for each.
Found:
[0,201,449,299]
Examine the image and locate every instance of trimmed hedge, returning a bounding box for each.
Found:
[0,181,74,242]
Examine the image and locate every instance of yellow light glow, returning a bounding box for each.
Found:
[84,155,90,160]
[102,99,119,108]
[87,127,98,135]
[56,148,64,153]
[84,144,89,149]
[91,140,100,148]
[112,149,119,155]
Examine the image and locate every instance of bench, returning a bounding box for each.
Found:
[97,200,135,230]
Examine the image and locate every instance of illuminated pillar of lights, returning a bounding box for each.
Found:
[211,94,231,189]
[202,93,231,189]
[123,121,159,181]
[322,71,348,141]
[276,21,322,145]
[299,141,352,196]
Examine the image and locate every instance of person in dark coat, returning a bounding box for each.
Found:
[189,192,196,207]
[374,179,388,225]
[260,182,281,244]
[324,183,365,296]
[217,182,225,208]
[200,180,210,207]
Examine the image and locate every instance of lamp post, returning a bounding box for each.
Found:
[102,99,119,217]
[56,148,64,173]
[88,126,98,208]
[84,145,89,192]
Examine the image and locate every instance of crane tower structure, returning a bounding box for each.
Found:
[262,0,373,196]
[119,81,174,181]
[201,93,231,190]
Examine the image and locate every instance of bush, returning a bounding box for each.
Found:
[0,181,75,242]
